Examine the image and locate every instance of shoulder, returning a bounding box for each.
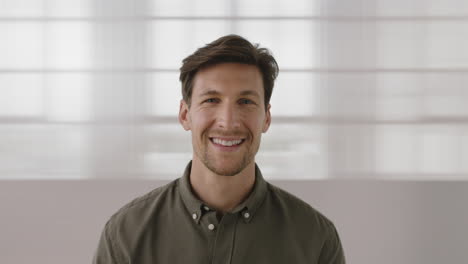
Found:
[104,178,179,235]
[266,183,345,262]
[95,179,181,262]
[266,182,337,234]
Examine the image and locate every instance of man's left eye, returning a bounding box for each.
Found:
[240,99,254,104]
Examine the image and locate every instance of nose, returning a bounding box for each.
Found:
[216,103,241,130]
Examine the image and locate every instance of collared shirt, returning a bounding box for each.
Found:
[93,161,346,264]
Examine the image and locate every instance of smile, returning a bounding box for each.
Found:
[209,137,245,147]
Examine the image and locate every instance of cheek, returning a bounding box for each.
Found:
[246,117,265,136]
[191,110,215,134]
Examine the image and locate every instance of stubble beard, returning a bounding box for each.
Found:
[196,136,260,177]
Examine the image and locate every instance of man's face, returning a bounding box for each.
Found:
[179,63,271,176]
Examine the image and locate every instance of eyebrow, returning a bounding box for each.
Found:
[239,90,261,98]
[199,90,221,97]
[199,90,260,98]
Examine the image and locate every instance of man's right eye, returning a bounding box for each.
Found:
[204,98,218,103]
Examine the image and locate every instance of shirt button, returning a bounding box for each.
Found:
[192,213,198,220]
[208,224,215,231]
[243,212,250,219]
[203,205,210,211]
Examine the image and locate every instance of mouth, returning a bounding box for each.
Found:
[209,137,246,150]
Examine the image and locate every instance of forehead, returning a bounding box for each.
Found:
[192,63,264,96]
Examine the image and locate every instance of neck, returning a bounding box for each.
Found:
[189,158,256,213]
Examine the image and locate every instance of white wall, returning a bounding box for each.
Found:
[1,179,467,264]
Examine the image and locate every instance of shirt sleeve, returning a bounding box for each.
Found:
[318,223,346,264]
[93,221,122,264]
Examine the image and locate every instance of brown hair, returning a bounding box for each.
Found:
[179,34,279,110]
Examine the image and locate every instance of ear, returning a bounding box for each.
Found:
[178,99,191,131]
[262,104,271,133]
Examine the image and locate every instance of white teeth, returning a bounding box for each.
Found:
[212,138,243,146]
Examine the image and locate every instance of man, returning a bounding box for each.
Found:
[93,35,345,264]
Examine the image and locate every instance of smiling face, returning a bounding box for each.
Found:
[179,63,271,176]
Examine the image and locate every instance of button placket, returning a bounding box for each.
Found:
[208,223,215,231]
[210,213,237,264]
[201,210,220,234]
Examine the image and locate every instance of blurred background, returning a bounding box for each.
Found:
[1,0,468,263]
[2,0,468,180]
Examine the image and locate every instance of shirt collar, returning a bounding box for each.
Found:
[178,160,268,224]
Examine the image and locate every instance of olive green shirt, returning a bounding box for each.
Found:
[93,161,345,264]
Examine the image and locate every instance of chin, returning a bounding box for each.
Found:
[206,158,247,177]
[210,163,244,176]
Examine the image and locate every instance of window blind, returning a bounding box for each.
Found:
[1,0,467,179]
